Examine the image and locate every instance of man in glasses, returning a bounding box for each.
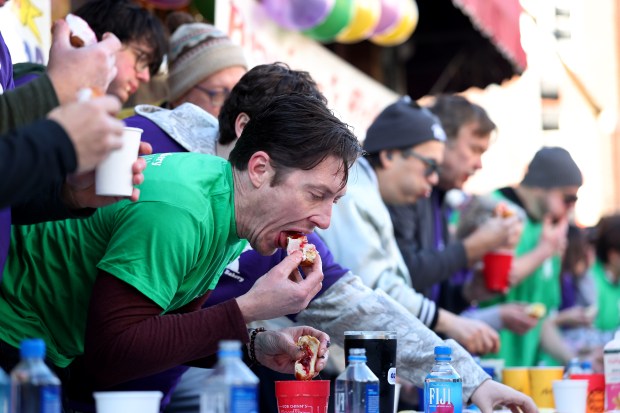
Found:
[477,146,583,367]
[14,0,167,105]
[387,95,534,342]
[317,97,501,355]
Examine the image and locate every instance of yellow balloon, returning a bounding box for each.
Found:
[336,0,381,43]
[370,0,418,47]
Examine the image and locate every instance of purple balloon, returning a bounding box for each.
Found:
[263,0,335,30]
[373,0,401,35]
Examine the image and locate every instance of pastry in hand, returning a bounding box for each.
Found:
[66,13,97,48]
[286,234,318,267]
[294,335,320,380]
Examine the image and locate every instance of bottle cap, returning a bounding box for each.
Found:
[218,340,242,357]
[434,346,451,356]
[20,338,46,359]
[348,348,367,362]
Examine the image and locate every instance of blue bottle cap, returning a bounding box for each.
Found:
[348,348,368,362]
[20,338,45,359]
[434,346,451,356]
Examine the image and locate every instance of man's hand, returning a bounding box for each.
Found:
[62,141,152,209]
[499,303,539,335]
[252,326,330,376]
[470,380,537,413]
[465,216,521,264]
[236,250,324,323]
[47,19,121,104]
[437,310,500,355]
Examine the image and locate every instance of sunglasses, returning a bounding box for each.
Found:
[563,193,579,206]
[401,149,440,177]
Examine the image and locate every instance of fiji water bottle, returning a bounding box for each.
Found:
[564,357,583,378]
[424,346,462,413]
[0,367,8,413]
[335,348,380,413]
[10,338,61,413]
[200,340,259,413]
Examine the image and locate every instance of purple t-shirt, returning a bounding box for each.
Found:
[0,32,15,277]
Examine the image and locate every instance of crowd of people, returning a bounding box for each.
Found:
[1,1,618,412]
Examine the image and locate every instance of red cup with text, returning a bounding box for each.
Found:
[275,380,330,413]
[570,373,605,413]
[482,251,513,293]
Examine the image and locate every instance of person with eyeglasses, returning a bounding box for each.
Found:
[14,0,167,105]
[124,17,248,156]
[387,95,534,346]
[316,97,502,357]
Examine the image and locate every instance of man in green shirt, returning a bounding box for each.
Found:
[0,93,362,405]
[482,146,583,366]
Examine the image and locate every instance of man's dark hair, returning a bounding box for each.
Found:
[428,94,496,141]
[74,0,167,76]
[595,215,620,264]
[218,62,327,145]
[228,93,362,190]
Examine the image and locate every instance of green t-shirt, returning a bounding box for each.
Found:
[0,153,246,368]
[481,190,561,367]
[592,259,620,331]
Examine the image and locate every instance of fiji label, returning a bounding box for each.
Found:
[425,382,462,413]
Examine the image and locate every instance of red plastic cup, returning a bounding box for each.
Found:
[570,373,605,413]
[482,251,513,292]
[275,380,330,413]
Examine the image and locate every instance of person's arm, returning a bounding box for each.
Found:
[316,188,438,328]
[0,76,59,133]
[296,272,490,401]
[0,120,75,209]
[388,202,469,291]
[83,272,249,389]
[539,314,575,365]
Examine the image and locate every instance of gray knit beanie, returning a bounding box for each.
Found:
[521,146,583,188]
[168,23,247,102]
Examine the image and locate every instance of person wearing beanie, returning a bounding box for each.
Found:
[386,95,533,348]
[317,97,502,357]
[124,18,248,158]
[477,146,583,367]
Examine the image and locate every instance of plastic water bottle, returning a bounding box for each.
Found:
[10,338,61,413]
[200,340,259,413]
[564,357,583,378]
[0,368,9,413]
[335,348,380,413]
[424,346,462,413]
[604,330,620,412]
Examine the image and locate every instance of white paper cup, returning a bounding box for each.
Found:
[95,127,142,196]
[552,379,588,413]
[93,391,163,413]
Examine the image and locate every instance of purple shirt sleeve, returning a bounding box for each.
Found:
[124,114,187,154]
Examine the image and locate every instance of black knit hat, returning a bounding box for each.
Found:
[521,147,583,189]
[364,96,446,153]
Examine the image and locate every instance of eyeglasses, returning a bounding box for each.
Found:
[127,45,151,73]
[193,85,231,107]
[401,149,440,177]
[563,193,579,206]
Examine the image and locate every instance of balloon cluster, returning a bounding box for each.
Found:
[261,0,419,46]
